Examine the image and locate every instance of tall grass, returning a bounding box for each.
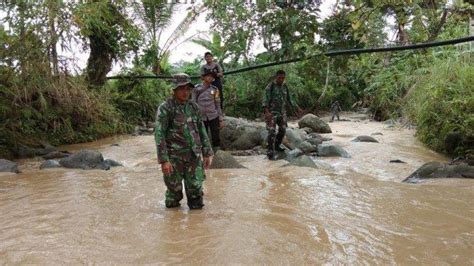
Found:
[404,54,474,155]
[0,65,127,158]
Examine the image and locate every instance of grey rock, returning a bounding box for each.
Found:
[317,144,351,158]
[59,150,110,170]
[273,150,288,160]
[307,137,323,146]
[352,135,379,143]
[104,159,123,167]
[301,127,313,134]
[288,155,317,168]
[390,159,406,164]
[283,128,305,149]
[298,114,332,133]
[402,162,474,183]
[42,151,71,160]
[285,155,334,170]
[220,117,265,150]
[40,160,61,169]
[230,127,263,150]
[309,133,331,141]
[210,150,246,169]
[286,148,303,161]
[230,150,258,156]
[133,125,154,136]
[297,141,318,153]
[17,143,57,158]
[0,159,19,173]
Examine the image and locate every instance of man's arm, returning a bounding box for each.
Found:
[154,103,171,164]
[216,63,224,78]
[262,83,272,112]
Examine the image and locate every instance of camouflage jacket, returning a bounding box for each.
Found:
[262,82,297,115]
[330,102,342,113]
[154,98,213,163]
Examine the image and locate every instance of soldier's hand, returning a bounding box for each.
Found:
[161,162,173,176]
[203,156,213,170]
[219,120,224,129]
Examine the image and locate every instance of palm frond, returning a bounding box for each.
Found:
[160,4,206,57]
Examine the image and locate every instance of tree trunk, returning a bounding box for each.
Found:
[48,7,59,76]
[86,35,113,87]
[317,59,331,104]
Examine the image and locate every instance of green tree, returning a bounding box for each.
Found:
[132,1,205,74]
[191,32,229,66]
[74,1,140,86]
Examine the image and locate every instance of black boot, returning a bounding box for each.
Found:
[188,198,204,210]
[274,144,285,152]
[267,150,275,160]
[165,201,181,208]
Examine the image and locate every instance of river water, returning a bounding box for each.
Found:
[1,115,473,264]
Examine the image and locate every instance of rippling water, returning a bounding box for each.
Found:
[1,116,473,264]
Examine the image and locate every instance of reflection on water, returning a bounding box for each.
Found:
[1,118,473,264]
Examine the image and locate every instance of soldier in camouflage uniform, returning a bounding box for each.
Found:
[330,100,342,122]
[155,73,214,209]
[262,70,302,160]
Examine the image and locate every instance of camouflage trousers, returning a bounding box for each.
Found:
[265,113,287,152]
[164,153,205,209]
[331,111,340,121]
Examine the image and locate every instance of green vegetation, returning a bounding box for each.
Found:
[0,0,472,158]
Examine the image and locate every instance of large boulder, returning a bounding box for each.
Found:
[40,160,61,170]
[59,150,110,170]
[283,128,316,153]
[17,143,57,158]
[317,144,351,158]
[306,137,323,146]
[283,128,305,149]
[402,162,474,183]
[298,114,332,133]
[0,159,19,173]
[210,150,246,169]
[220,117,265,150]
[352,135,379,143]
[231,127,263,150]
[297,141,318,153]
[286,148,303,161]
[288,155,318,168]
[309,133,332,142]
[42,151,71,160]
[285,155,333,170]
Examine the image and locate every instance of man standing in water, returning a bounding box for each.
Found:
[154,73,214,209]
[200,52,224,109]
[330,100,342,122]
[192,70,224,152]
[263,70,302,160]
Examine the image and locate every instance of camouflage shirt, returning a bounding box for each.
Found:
[154,98,213,163]
[262,82,297,115]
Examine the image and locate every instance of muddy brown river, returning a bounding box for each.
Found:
[1,116,473,264]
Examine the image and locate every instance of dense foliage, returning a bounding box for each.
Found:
[0,0,472,158]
